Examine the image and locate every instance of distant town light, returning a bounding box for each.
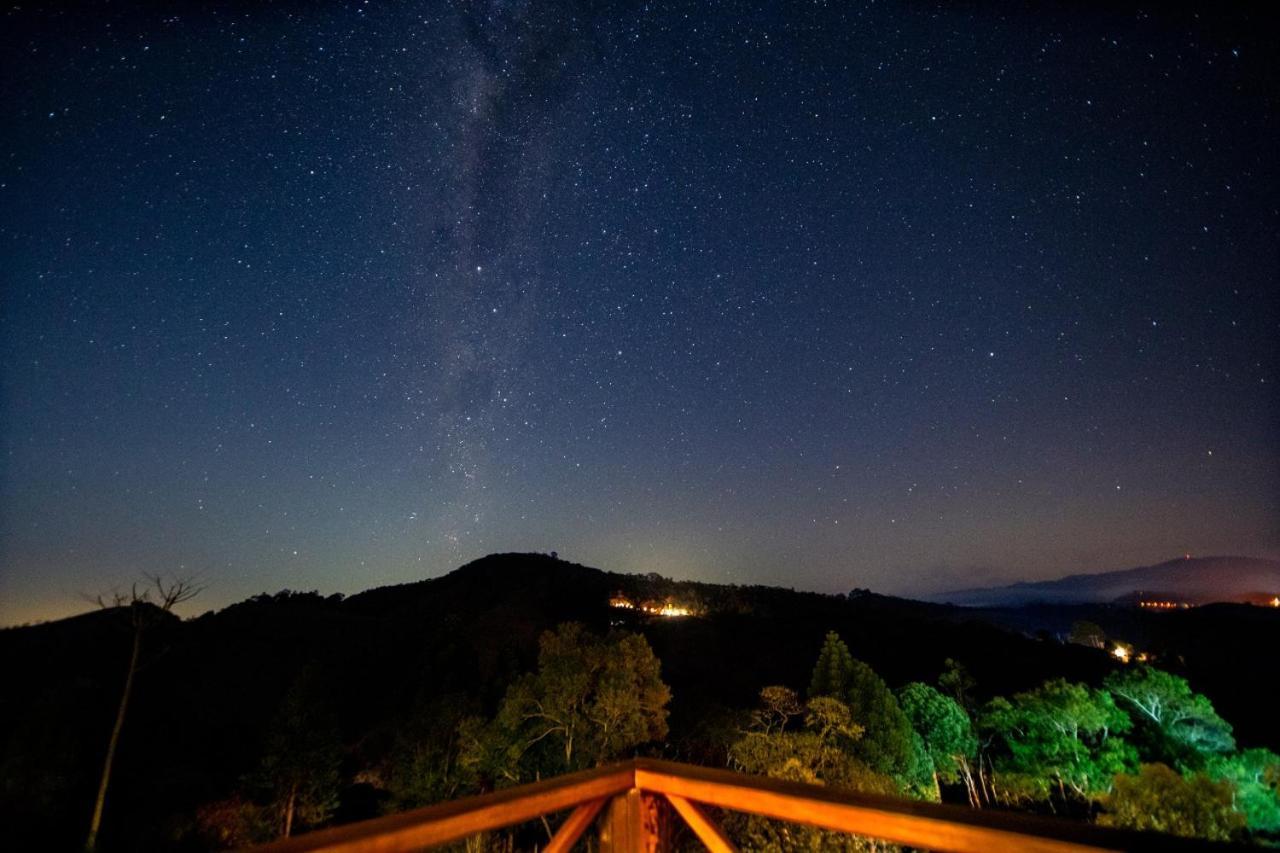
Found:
[608,595,694,618]
[1112,645,1131,663]
[1138,600,1192,610]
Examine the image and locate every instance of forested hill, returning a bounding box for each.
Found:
[3,552,1274,850]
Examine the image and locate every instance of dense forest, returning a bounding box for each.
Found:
[3,553,1277,850]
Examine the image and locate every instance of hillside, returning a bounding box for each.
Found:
[934,555,1280,607]
[3,552,1276,850]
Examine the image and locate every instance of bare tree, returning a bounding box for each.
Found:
[84,574,202,852]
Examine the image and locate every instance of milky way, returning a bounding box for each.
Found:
[1,1,1276,623]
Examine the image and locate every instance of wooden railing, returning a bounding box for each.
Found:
[250,758,1239,852]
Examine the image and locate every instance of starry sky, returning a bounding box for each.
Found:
[2,1,1277,625]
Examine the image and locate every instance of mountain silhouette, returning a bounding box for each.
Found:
[933,555,1280,607]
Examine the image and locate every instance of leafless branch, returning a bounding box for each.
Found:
[142,573,205,612]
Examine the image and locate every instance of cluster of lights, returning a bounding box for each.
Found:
[1138,600,1191,610]
[1111,644,1150,664]
[608,596,694,618]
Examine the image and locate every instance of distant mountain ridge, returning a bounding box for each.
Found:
[933,556,1280,607]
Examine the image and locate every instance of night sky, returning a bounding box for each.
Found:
[2,1,1277,625]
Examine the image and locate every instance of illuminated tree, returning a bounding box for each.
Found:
[808,631,856,699]
[729,689,893,850]
[1103,666,1234,767]
[1205,748,1280,833]
[807,632,914,779]
[731,691,870,785]
[1100,763,1244,841]
[980,679,1136,802]
[897,682,979,803]
[754,685,804,734]
[844,659,915,779]
[83,575,202,852]
[460,623,670,787]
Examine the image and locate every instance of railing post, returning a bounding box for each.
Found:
[599,788,666,852]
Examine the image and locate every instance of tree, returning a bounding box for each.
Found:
[460,623,670,787]
[844,659,915,779]
[753,685,804,735]
[897,682,979,804]
[730,690,871,786]
[808,631,856,699]
[1103,667,1234,767]
[729,688,893,851]
[1100,763,1244,841]
[248,668,343,838]
[980,679,1136,803]
[1205,748,1280,833]
[807,633,914,779]
[84,575,202,852]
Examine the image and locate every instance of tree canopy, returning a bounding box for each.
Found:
[459,623,670,786]
[808,631,856,700]
[981,679,1136,800]
[897,682,978,801]
[1100,763,1244,841]
[1103,666,1234,767]
[1205,748,1280,833]
[729,687,893,851]
[807,632,915,779]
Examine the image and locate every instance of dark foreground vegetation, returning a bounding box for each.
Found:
[2,553,1277,850]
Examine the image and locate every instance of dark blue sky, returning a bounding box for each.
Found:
[2,1,1277,624]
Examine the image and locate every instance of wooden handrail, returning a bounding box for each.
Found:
[633,759,1225,853]
[249,758,1245,852]
[250,763,633,852]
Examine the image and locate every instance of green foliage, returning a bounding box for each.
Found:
[807,632,914,779]
[1100,763,1244,841]
[980,679,1136,801]
[900,731,939,801]
[248,669,343,838]
[842,658,916,779]
[808,631,856,699]
[1205,748,1280,833]
[1103,666,1234,768]
[459,623,670,786]
[897,682,977,788]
